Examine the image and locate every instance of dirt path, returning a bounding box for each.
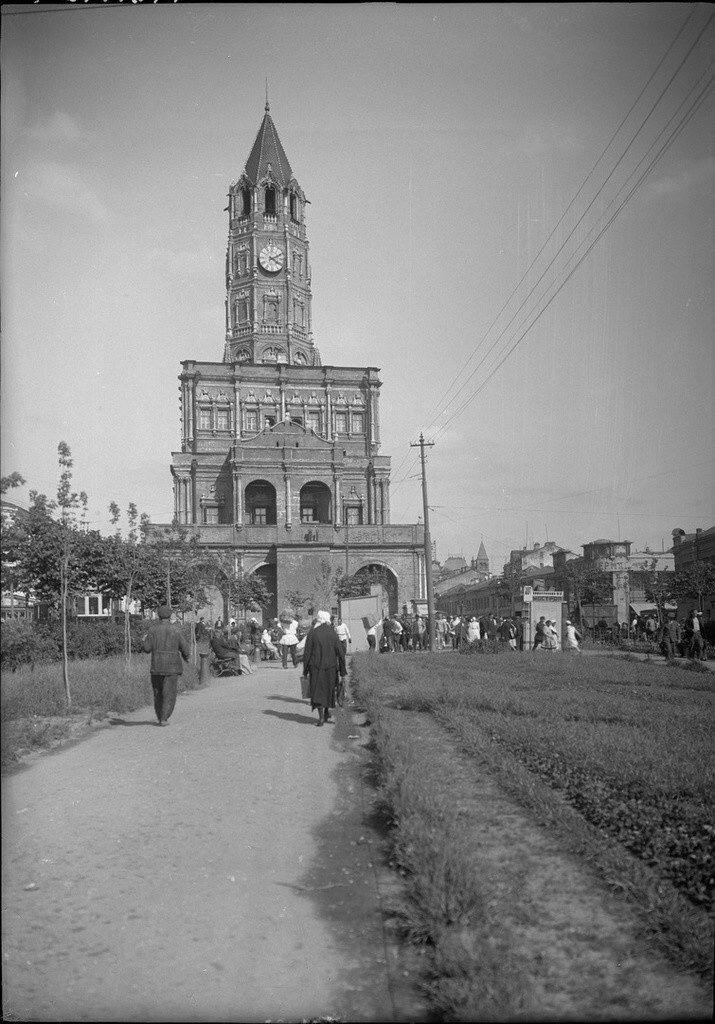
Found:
[1,665,427,1023]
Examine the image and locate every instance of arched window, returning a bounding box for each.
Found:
[245,480,277,525]
[300,481,332,524]
[264,186,276,216]
[241,187,251,216]
[289,192,298,221]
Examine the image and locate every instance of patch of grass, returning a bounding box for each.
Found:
[351,651,714,1018]
[1,653,204,766]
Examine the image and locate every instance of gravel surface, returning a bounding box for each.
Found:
[1,664,427,1023]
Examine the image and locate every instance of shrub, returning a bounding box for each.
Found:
[0,621,60,670]
[0,618,152,669]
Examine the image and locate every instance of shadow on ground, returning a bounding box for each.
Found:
[289,695,435,1023]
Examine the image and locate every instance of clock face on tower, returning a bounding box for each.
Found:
[259,243,284,273]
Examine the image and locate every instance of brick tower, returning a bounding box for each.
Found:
[162,103,426,622]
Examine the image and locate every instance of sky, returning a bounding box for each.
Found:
[1,1,713,574]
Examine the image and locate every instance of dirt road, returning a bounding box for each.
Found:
[1,664,426,1023]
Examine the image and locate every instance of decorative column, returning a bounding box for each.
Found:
[187,380,195,445]
[384,478,391,524]
[189,461,197,525]
[284,474,292,529]
[234,382,241,438]
[181,478,189,524]
[366,472,373,525]
[325,388,332,440]
[368,387,379,445]
[333,475,341,526]
[233,467,243,526]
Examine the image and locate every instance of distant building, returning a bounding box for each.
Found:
[473,540,489,575]
[671,526,715,620]
[553,539,675,626]
[442,555,467,575]
[434,542,491,602]
[504,540,561,576]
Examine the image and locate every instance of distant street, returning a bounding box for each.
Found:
[1,664,423,1023]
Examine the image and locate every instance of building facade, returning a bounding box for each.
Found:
[154,103,426,621]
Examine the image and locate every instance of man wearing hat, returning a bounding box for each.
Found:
[141,606,190,726]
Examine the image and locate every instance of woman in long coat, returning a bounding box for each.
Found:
[303,611,347,726]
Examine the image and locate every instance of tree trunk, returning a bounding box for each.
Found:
[61,559,71,711]
[190,618,197,667]
[124,581,133,667]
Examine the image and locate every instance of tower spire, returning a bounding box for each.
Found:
[265,79,269,112]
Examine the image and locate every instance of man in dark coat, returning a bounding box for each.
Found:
[302,611,347,727]
[142,606,190,726]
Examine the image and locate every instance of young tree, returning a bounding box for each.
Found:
[335,565,391,601]
[98,502,151,666]
[55,443,93,709]
[297,558,345,614]
[672,560,715,614]
[641,558,677,624]
[562,559,611,628]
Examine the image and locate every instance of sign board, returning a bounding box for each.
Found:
[339,593,383,652]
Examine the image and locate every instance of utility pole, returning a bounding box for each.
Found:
[411,433,435,651]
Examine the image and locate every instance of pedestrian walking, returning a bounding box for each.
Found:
[334,617,352,657]
[366,621,378,652]
[464,615,481,651]
[542,620,559,651]
[514,614,525,651]
[412,614,426,651]
[278,616,300,669]
[685,610,707,660]
[499,616,517,650]
[303,611,347,727]
[388,615,403,652]
[563,620,582,652]
[659,613,682,662]
[533,616,546,650]
[141,605,190,726]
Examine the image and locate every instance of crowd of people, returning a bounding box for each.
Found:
[194,605,710,678]
[371,611,534,653]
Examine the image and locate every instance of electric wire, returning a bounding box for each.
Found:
[420,2,703,429]
[422,10,715,441]
[390,16,714,497]
[429,70,714,445]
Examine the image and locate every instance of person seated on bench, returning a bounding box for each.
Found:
[260,627,279,660]
[210,629,252,674]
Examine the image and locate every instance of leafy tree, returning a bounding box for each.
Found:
[14,444,100,709]
[562,559,612,627]
[232,570,272,619]
[640,558,676,624]
[335,565,391,601]
[97,502,151,665]
[1,472,26,495]
[672,560,715,614]
[0,471,27,620]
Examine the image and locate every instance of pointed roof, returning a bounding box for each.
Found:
[477,541,488,561]
[243,102,293,188]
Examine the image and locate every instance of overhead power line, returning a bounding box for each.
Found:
[391,8,714,498]
[421,2,703,430]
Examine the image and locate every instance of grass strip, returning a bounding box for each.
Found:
[1,654,204,767]
[350,651,714,1018]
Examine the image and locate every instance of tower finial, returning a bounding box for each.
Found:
[265,79,270,112]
